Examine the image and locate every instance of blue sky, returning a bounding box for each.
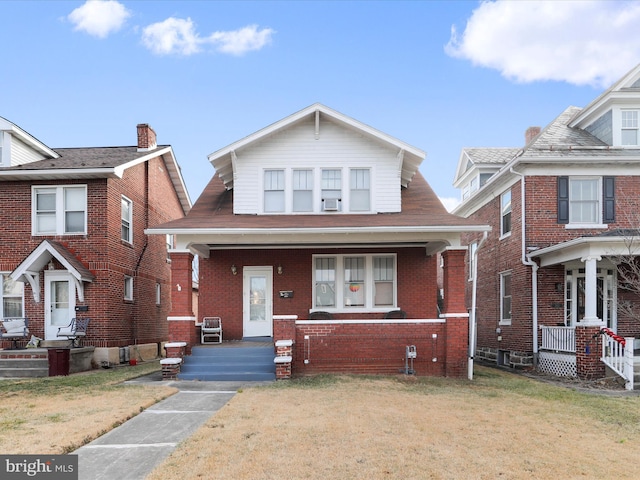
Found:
[3,1,640,210]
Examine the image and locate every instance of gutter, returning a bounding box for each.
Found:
[510,167,539,362]
[469,230,488,380]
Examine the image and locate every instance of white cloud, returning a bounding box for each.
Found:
[446,0,640,88]
[68,0,131,39]
[439,197,460,213]
[142,17,201,56]
[142,18,275,56]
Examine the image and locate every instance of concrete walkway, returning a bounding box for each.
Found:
[74,372,273,480]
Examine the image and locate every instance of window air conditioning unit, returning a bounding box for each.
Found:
[323,198,339,211]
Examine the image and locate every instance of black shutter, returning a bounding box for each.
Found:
[558,176,569,224]
[603,176,615,223]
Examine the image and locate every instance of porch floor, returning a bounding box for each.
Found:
[198,337,273,348]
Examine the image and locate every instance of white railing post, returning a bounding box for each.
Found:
[624,337,634,391]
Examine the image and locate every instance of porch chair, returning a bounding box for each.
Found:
[57,317,90,347]
[384,309,407,319]
[201,317,223,344]
[308,311,333,320]
[0,318,30,349]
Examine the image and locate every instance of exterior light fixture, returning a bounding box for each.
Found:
[277,264,283,275]
[231,264,237,275]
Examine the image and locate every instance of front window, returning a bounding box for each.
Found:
[570,178,600,224]
[621,110,638,145]
[501,190,512,236]
[33,186,87,235]
[313,254,396,311]
[121,196,132,243]
[264,170,285,212]
[350,169,370,211]
[500,271,512,324]
[1,274,23,318]
[293,169,313,212]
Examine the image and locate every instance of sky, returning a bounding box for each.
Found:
[3,0,640,211]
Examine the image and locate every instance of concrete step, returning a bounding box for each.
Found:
[178,371,276,382]
[0,367,49,378]
[178,345,276,382]
[0,358,48,369]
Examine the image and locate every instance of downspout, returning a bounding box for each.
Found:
[469,231,488,380]
[510,167,539,364]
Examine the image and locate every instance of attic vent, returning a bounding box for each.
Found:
[323,198,339,211]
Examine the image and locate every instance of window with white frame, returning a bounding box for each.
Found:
[501,190,512,236]
[33,185,87,235]
[121,196,132,243]
[264,170,285,212]
[1,273,23,318]
[124,276,133,301]
[350,169,370,211]
[500,271,512,324]
[570,177,600,224]
[313,254,396,310]
[321,169,342,211]
[621,110,639,146]
[293,169,313,212]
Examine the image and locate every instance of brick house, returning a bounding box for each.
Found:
[148,104,489,378]
[453,64,640,388]
[0,118,190,365]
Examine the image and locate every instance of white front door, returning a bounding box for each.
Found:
[45,272,76,340]
[243,267,273,338]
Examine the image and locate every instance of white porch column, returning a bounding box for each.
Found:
[580,255,604,326]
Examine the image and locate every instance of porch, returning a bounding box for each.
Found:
[539,325,640,390]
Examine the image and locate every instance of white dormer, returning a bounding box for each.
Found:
[570,63,640,146]
[0,116,59,167]
[208,104,425,215]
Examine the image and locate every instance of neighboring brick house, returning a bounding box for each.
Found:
[453,64,640,387]
[148,104,489,378]
[0,117,190,363]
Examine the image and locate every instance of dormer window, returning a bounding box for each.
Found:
[264,170,285,212]
[321,169,342,211]
[350,169,370,211]
[621,110,639,145]
[293,169,313,212]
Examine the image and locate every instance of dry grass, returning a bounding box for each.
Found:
[0,362,176,454]
[149,367,640,480]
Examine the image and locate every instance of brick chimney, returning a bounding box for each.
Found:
[525,126,541,145]
[137,123,157,151]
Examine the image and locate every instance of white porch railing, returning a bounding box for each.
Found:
[600,328,635,391]
[540,326,576,353]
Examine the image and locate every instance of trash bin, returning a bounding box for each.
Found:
[48,348,70,376]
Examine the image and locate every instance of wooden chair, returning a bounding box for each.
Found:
[57,318,90,347]
[1,318,29,349]
[201,317,222,344]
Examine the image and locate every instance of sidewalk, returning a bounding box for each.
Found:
[74,372,273,480]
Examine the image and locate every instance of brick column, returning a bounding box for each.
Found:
[168,251,197,353]
[442,248,469,378]
[273,315,296,378]
[575,325,605,380]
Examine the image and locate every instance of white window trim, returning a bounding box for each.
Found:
[124,276,134,301]
[121,195,133,244]
[500,190,512,239]
[567,176,602,226]
[499,270,512,325]
[312,253,397,312]
[32,185,87,236]
[1,272,24,318]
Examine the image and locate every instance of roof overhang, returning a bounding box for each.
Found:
[11,240,95,303]
[0,116,59,159]
[148,225,489,258]
[528,236,640,267]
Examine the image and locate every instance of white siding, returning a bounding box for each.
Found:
[11,136,47,166]
[233,117,402,214]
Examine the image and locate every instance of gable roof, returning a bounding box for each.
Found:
[0,116,59,159]
[569,63,640,129]
[208,103,426,190]
[0,138,192,215]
